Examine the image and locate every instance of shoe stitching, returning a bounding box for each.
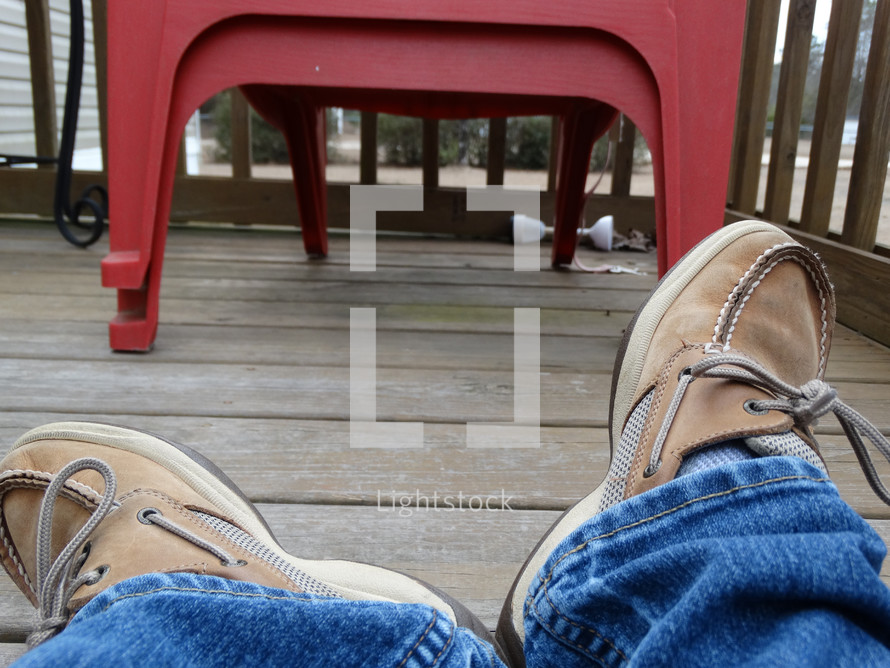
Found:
[712,243,797,350]
[629,346,697,494]
[0,469,105,502]
[156,562,209,576]
[645,352,794,451]
[525,591,624,666]
[0,519,32,594]
[749,256,830,376]
[121,489,297,591]
[635,377,663,471]
[530,474,831,658]
[0,470,106,596]
[809,254,832,376]
[720,249,830,376]
[723,256,786,351]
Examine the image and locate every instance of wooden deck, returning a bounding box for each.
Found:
[1,219,888,663]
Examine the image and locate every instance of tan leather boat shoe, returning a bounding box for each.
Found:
[0,422,491,648]
[497,220,890,667]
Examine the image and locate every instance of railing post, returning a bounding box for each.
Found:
[422,118,439,188]
[763,0,816,224]
[799,0,863,236]
[24,0,58,165]
[610,114,635,197]
[176,137,188,175]
[841,0,890,251]
[546,117,559,192]
[486,117,506,186]
[92,0,108,171]
[360,111,378,185]
[729,0,783,213]
[230,88,252,179]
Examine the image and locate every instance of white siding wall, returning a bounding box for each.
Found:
[0,0,100,163]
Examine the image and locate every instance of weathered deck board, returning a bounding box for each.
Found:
[2,319,887,381]
[1,361,889,439]
[0,248,656,289]
[0,411,885,515]
[0,220,888,663]
[1,271,654,312]
[0,646,25,667]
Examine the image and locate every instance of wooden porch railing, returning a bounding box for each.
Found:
[726,0,890,347]
[1,0,888,345]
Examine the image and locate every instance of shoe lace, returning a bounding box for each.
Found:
[647,353,890,507]
[28,457,244,649]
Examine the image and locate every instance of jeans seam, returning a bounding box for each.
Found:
[530,474,831,663]
[396,609,454,668]
[480,634,498,668]
[99,585,319,614]
[543,474,830,585]
[525,591,624,666]
[430,616,455,668]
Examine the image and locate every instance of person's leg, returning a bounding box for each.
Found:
[523,457,890,667]
[498,221,890,666]
[12,572,500,667]
[0,423,504,667]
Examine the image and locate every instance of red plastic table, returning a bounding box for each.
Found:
[103,0,747,350]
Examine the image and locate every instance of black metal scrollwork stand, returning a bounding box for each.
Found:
[0,0,108,248]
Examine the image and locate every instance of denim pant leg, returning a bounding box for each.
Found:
[14,573,505,668]
[524,456,890,668]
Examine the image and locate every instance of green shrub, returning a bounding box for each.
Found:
[377,115,488,167]
[214,95,338,164]
[504,116,551,170]
[212,96,648,173]
[376,114,423,165]
[438,119,488,167]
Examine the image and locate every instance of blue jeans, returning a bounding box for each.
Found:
[16,457,890,667]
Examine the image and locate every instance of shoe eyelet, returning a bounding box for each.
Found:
[643,461,661,478]
[137,507,161,524]
[678,366,693,381]
[72,541,93,579]
[86,564,110,586]
[223,559,248,568]
[744,399,768,416]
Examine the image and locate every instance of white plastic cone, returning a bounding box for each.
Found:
[588,215,614,251]
[511,214,547,245]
